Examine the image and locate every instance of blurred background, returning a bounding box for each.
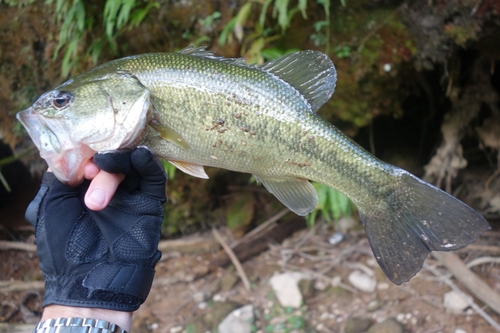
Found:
[0,1,499,332]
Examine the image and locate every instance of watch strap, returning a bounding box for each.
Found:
[33,317,128,333]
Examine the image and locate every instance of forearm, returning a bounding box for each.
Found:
[41,305,132,332]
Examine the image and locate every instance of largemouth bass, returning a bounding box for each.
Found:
[17,46,489,284]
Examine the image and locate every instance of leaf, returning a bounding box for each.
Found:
[116,0,135,30]
[275,0,290,32]
[218,16,237,46]
[234,2,252,43]
[75,1,85,32]
[129,3,160,28]
[298,0,307,19]
[161,159,177,180]
[313,20,329,32]
[193,35,211,47]
[258,0,273,27]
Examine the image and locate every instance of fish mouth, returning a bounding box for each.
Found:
[17,108,95,186]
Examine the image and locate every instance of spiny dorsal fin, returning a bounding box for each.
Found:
[178,46,257,67]
[260,51,337,112]
[178,46,336,112]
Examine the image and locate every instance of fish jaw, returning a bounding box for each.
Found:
[17,107,96,186]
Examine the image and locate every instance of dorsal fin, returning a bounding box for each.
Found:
[178,46,257,67]
[260,51,337,112]
[177,46,337,112]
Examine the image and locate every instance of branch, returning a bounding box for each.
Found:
[0,241,36,252]
[432,251,500,315]
[424,261,500,332]
[212,227,251,292]
[0,280,44,293]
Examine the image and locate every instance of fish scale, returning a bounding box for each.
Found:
[17,46,490,284]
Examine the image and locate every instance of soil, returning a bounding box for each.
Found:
[1,166,500,333]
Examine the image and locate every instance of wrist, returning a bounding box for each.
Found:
[41,305,133,332]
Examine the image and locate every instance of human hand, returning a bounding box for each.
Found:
[82,159,124,211]
[26,148,167,313]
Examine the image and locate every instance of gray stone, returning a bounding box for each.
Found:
[186,301,239,333]
[367,318,403,333]
[345,317,373,333]
[220,270,240,291]
[218,305,254,333]
[444,291,470,314]
[367,300,382,312]
[338,216,359,231]
[298,278,315,298]
[270,272,305,308]
[348,271,376,293]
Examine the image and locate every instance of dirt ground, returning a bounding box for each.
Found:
[1,225,500,333]
[1,167,500,333]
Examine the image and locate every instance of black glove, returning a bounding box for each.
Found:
[26,148,167,312]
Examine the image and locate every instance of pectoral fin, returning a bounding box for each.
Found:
[149,119,189,150]
[254,176,318,216]
[169,160,209,179]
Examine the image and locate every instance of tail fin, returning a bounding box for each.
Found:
[359,171,490,285]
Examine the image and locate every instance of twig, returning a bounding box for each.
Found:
[355,5,402,55]
[466,256,500,269]
[0,280,44,292]
[486,168,500,194]
[230,208,290,248]
[0,241,37,252]
[157,236,219,255]
[458,244,500,254]
[424,262,500,332]
[212,228,251,292]
[432,251,500,315]
[0,170,11,192]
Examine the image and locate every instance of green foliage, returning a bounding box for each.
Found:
[46,0,159,77]
[219,0,333,62]
[263,301,309,332]
[2,0,36,6]
[306,182,355,227]
[334,44,351,58]
[161,160,177,180]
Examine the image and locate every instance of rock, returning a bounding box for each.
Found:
[218,305,254,333]
[367,300,382,312]
[169,326,183,333]
[186,301,240,333]
[454,329,467,333]
[328,232,345,245]
[298,278,315,298]
[338,216,359,231]
[367,318,403,333]
[220,270,240,291]
[270,272,305,308]
[345,317,373,333]
[348,271,376,293]
[443,291,470,314]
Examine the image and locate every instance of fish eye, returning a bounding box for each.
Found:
[53,91,73,108]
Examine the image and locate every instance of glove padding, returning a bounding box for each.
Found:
[26,148,167,312]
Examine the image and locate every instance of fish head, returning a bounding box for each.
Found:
[17,71,150,186]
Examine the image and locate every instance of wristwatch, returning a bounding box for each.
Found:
[33,317,128,333]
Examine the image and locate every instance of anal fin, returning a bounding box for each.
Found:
[255,175,318,216]
[169,160,209,179]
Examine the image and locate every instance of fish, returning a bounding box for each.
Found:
[17,46,490,284]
